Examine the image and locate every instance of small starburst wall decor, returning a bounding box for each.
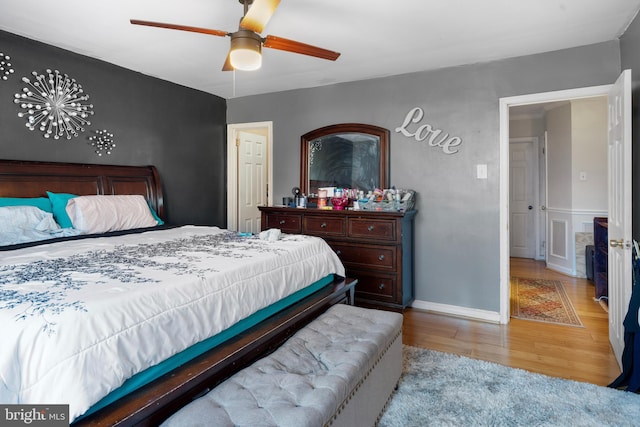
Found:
[88,129,116,156]
[0,52,14,81]
[14,69,94,139]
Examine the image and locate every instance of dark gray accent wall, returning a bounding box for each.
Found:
[621,13,640,243]
[227,41,621,312]
[0,30,227,226]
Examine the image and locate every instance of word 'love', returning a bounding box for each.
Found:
[395,107,462,154]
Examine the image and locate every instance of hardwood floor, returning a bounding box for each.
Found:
[402,257,621,386]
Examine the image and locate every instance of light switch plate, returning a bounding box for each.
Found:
[477,164,488,179]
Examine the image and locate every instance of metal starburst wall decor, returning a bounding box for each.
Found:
[0,52,14,81]
[14,69,94,139]
[88,129,116,156]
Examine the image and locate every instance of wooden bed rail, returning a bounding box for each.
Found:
[74,277,356,427]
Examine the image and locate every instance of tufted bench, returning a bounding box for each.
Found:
[161,304,403,427]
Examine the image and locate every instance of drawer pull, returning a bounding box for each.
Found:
[336,250,342,255]
[378,254,385,261]
[279,219,286,225]
[367,225,375,232]
[321,222,327,228]
[378,283,385,290]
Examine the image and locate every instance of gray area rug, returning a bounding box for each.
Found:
[378,345,640,427]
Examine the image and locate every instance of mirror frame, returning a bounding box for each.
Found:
[300,123,390,196]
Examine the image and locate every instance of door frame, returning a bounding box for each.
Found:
[227,121,273,231]
[499,84,611,324]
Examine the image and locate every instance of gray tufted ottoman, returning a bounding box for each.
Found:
[161,304,403,427]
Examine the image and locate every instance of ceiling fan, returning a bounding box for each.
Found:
[131,0,341,72]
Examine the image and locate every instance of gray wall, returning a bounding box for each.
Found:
[228,41,621,312]
[0,30,228,226]
[620,13,640,244]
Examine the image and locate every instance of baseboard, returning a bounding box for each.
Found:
[545,262,575,277]
[410,299,501,323]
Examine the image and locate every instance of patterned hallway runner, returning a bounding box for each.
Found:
[511,277,583,327]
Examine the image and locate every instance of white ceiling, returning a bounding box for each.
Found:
[1,0,639,100]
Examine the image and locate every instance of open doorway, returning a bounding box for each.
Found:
[506,95,609,328]
[499,84,612,323]
[226,121,273,232]
[500,71,633,368]
[509,97,608,273]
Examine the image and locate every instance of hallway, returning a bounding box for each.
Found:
[403,257,620,386]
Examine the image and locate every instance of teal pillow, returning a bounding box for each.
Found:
[147,202,165,226]
[0,197,52,213]
[46,191,78,228]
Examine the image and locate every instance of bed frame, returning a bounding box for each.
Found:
[0,159,356,426]
[0,159,164,219]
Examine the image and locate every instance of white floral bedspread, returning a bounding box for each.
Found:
[0,226,344,421]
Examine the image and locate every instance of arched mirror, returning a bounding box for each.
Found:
[300,123,389,196]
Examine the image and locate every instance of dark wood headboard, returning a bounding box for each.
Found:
[0,160,164,219]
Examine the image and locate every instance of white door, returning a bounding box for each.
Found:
[238,131,267,233]
[608,69,632,367]
[510,140,536,258]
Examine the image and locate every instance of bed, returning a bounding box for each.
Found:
[0,159,353,426]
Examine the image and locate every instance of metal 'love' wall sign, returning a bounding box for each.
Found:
[394,107,462,154]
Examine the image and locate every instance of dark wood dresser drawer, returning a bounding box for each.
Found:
[265,212,301,233]
[303,215,346,237]
[331,243,396,270]
[352,271,397,302]
[348,218,396,241]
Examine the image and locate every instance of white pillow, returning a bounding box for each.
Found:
[0,205,60,232]
[0,206,61,245]
[65,195,159,234]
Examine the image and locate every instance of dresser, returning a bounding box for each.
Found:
[593,217,608,299]
[259,206,417,312]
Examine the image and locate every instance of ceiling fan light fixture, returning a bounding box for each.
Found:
[230,30,262,71]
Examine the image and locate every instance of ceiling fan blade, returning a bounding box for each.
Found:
[240,0,281,33]
[264,35,340,61]
[130,19,229,37]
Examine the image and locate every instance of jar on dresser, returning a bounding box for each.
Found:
[259,206,417,312]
